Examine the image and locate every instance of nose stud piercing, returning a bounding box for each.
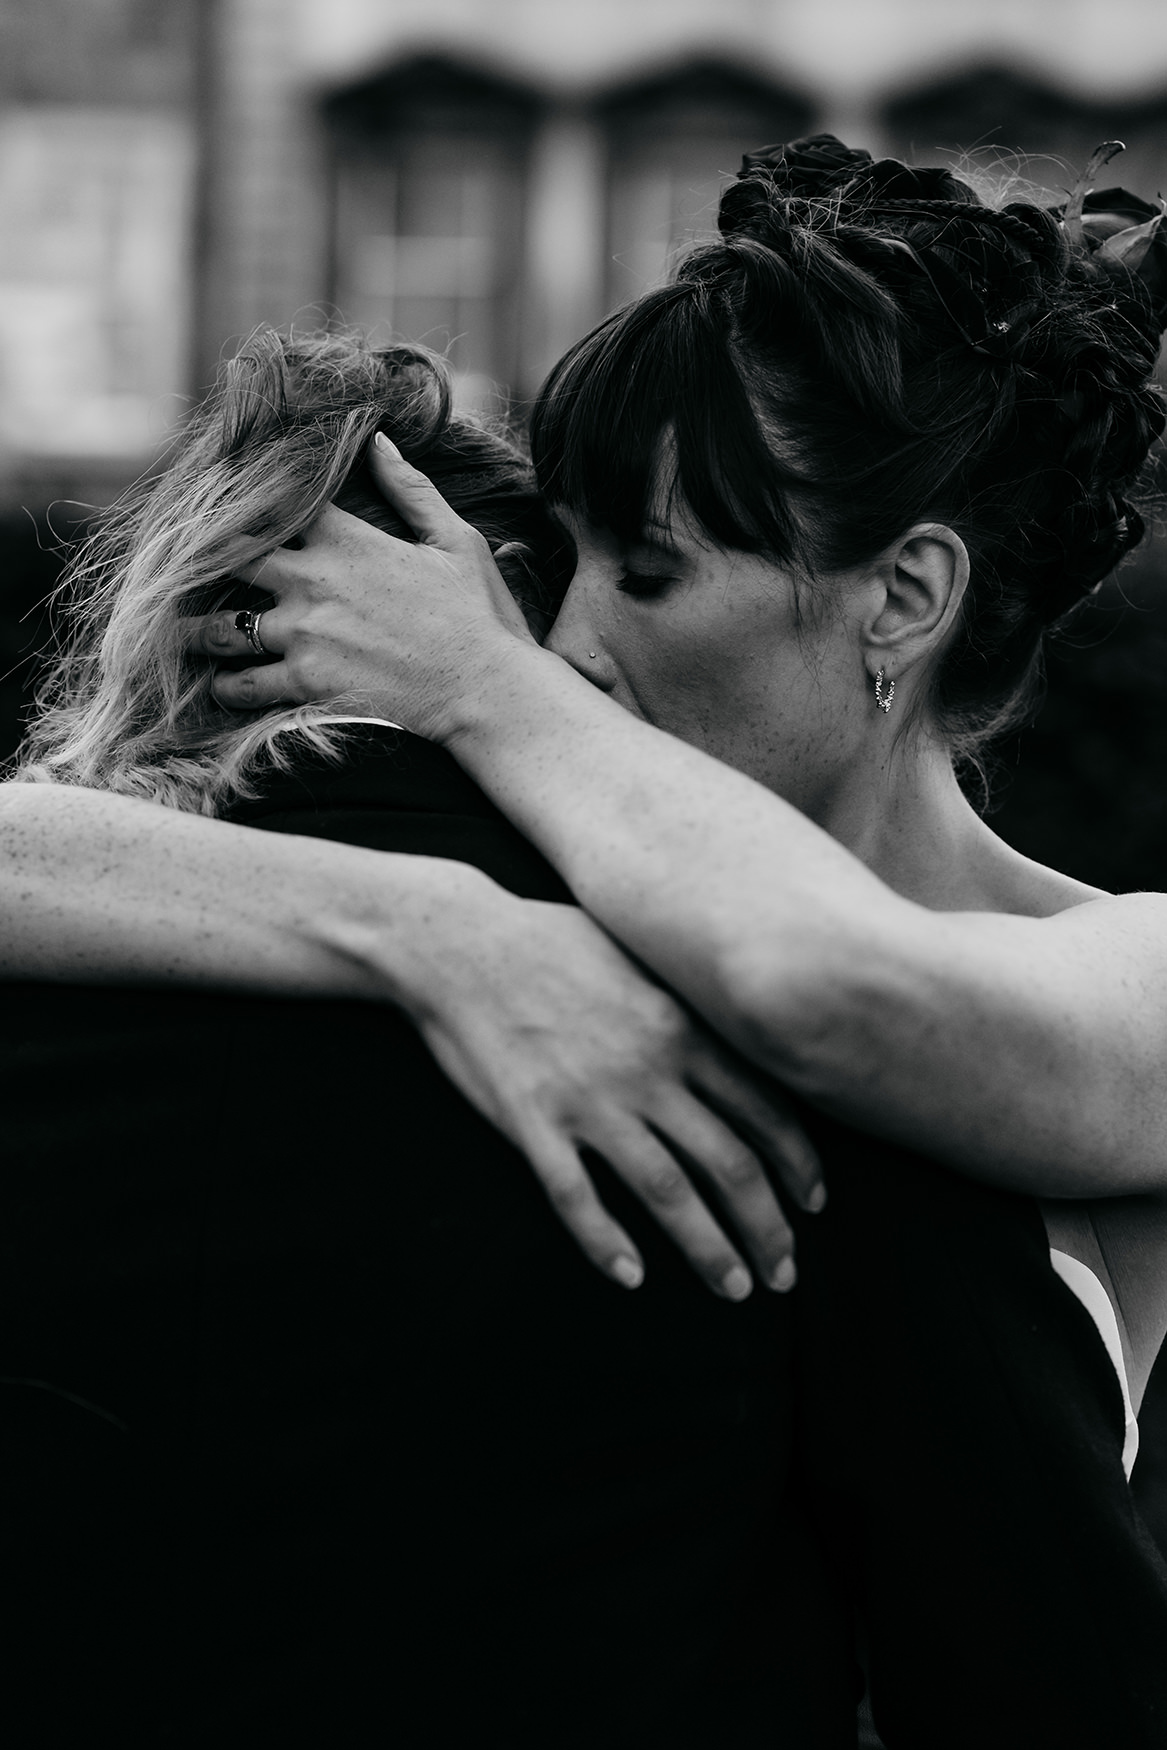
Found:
[874,668,896,713]
[588,651,597,658]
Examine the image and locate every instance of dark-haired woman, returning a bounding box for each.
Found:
[175,140,1167,1742]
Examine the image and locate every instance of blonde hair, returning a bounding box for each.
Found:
[16,328,561,814]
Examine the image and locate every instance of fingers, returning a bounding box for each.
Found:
[651,1089,798,1292]
[185,608,283,664]
[185,610,304,710]
[211,660,301,711]
[688,1044,826,1215]
[227,510,369,586]
[232,539,315,588]
[368,432,478,548]
[522,1129,645,1291]
[588,1119,756,1301]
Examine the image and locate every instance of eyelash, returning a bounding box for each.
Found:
[617,569,674,598]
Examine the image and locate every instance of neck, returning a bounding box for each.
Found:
[814,726,1097,916]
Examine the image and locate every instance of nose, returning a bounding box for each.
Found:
[546,580,618,692]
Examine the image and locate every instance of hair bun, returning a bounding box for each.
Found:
[732,133,978,214]
[1038,491,1144,620]
[1076,188,1167,330]
[737,134,873,196]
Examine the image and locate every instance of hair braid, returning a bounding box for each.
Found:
[533,134,1166,781]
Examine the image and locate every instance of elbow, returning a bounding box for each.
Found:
[716,931,885,1098]
[715,896,939,1110]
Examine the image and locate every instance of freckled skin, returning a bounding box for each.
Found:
[542,503,1095,917]
[546,512,874,832]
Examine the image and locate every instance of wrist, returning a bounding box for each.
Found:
[311,846,516,1015]
[437,639,569,753]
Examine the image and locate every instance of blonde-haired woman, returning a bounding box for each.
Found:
[2,325,845,1748]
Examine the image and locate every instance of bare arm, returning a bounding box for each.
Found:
[0,778,458,1000]
[440,644,1167,1199]
[0,779,818,1296]
[211,464,1167,1199]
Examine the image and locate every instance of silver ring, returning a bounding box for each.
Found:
[234,608,270,659]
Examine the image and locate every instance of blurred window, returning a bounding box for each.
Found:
[885,67,1167,229]
[597,62,812,310]
[324,58,542,410]
[0,107,194,459]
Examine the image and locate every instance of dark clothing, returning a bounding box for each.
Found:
[224,721,577,898]
[794,1130,1167,1747]
[2,726,1166,1746]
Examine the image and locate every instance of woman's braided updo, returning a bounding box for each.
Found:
[532,135,1167,770]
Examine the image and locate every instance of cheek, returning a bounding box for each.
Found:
[623,609,800,741]
[620,604,854,801]
[677,592,800,702]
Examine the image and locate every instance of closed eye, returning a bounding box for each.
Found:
[616,569,677,599]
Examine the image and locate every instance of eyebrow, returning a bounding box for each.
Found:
[634,520,682,551]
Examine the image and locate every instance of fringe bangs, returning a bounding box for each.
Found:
[530,282,805,566]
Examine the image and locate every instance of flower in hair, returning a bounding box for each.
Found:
[1056,142,1167,329]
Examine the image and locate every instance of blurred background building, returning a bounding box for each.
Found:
[2,0,1167,1523]
[5,0,1167,489]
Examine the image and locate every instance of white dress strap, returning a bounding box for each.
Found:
[1049,1248,1139,1478]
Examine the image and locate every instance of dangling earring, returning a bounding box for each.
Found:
[874,668,896,714]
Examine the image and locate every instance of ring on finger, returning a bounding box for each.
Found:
[234,607,271,659]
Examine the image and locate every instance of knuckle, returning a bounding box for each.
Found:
[641,1161,689,1206]
[202,612,240,655]
[631,998,687,1061]
[545,1173,591,1218]
[714,1146,763,1191]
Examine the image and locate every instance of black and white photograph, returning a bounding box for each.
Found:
[2,2,1167,1744]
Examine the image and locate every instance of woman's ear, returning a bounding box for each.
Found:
[862,522,970,679]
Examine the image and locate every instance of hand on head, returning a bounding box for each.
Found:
[189,434,535,735]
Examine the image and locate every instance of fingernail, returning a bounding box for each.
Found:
[771,1256,798,1292]
[806,1183,827,1214]
[722,1264,753,1301]
[610,1255,644,1290]
[374,431,400,457]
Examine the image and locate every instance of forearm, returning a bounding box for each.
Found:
[441,646,1167,1195]
[0,780,502,1012]
[442,646,905,1059]
[441,650,868,1029]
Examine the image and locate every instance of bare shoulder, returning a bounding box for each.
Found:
[1050,888,1167,935]
[1038,889,1167,1002]
[990,836,1167,940]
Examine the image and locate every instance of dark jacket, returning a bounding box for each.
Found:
[2,726,1164,1748]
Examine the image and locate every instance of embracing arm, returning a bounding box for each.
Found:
[213,455,1167,1201]
[498,659,1167,1194]
[0,778,461,999]
[438,643,1167,1198]
[0,779,817,1296]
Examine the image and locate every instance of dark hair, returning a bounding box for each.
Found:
[19,328,571,812]
[531,135,1167,773]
